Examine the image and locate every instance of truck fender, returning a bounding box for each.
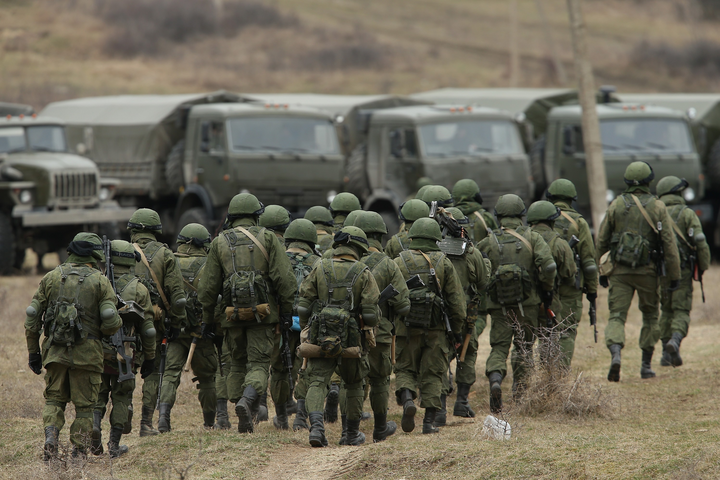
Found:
[175,184,215,224]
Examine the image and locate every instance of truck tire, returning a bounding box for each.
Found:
[166,140,186,194]
[530,134,547,198]
[345,143,371,201]
[706,138,720,188]
[0,211,16,275]
[177,207,210,235]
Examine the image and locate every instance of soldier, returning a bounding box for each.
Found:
[420,185,454,208]
[437,207,490,423]
[93,240,156,458]
[546,179,598,366]
[298,227,381,447]
[477,194,556,411]
[655,176,710,367]
[451,179,498,243]
[127,208,188,436]
[385,200,430,260]
[394,218,467,434]
[156,224,219,431]
[198,193,296,433]
[353,211,411,442]
[260,205,292,240]
[25,232,122,460]
[304,206,335,255]
[596,162,680,381]
[329,192,362,232]
[526,201,577,362]
[272,218,321,431]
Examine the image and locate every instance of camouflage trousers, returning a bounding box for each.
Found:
[557,284,584,366]
[141,343,163,411]
[95,371,135,429]
[224,324,275,402]
[394,329,450,410]
[306,356,369,421]
[160,336,218,414]
[43,363,101,448]
[660,269,694,340]
[485,306,539,382]
[215,337,232,400]
[606,274,660,350]
[270,330,302,406]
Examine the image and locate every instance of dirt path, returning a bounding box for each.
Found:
[259,444,364,480]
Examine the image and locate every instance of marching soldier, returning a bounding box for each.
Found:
[451,179,498,243]
[385,200,430,259]
[304,206,335,255]
[329,193,362,232]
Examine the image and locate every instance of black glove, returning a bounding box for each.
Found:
[280,313,293,332]
[200,323,215,341]
[213,332,225,350]
[140,358,155,379]
[541,290,553,307]
[669,280,680,291]
[453,333,463,348]
[28,353,42,375]
[599,276,609,288]
[166,326,181,342]
[586,292,597,303]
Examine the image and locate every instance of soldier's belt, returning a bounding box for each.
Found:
[225,304,271,322]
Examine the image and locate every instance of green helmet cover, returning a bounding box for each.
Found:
[656,175,689,197]
[353,211,388,234]
[285,218,318,245]
[445,207,469,224]
[452,179,483,205]
[546,178,578,201]
[304,206,334,226]
[409,217,443,242]
[421,185,454,207]
[527,200,561,224]
[177,223,211,248]
[228,193,265,217]
[127,208,162,234]
[343,209,363,227]
[333,226,369,253]
[69,232,105,261]
[259,205,291,231]
[494,194,527,218]
[329,192,361,214]
[415,184,432,199]
[110,239,139,266]
[624,161,655,186]
[399,199,430,222]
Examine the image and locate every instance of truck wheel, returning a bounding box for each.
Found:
[706,139,720,188]
[166,140,186,194]
[530,134,547,198]
[0,211,17,275]
[178,207,210,234]
[345,143,371,200]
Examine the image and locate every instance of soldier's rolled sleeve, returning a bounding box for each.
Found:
[199,241,224,325]
[267,232,297,315]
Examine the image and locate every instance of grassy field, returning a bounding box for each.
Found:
[1,265,719,479]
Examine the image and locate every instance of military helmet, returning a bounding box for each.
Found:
[333,226,369,253]
[127,208,162,234]
[177,223,211,248]
[416,176,434,190]
[111,239,140,266]
[546,178,578,201]
[656,175,689,197]
[353,211,388,235]
[408,217,443,242]
[452,179,483,205]
[445,207,469,224]
[285,218,318,245]
[304,206,334,226]
[399,199,430,222]
[624,161,655,186]
[343,209,364,227]
[259,205,291,231]
[416,184,432,199]
[69,232,105,261]
[421,185,454,207]
[527,201,561,224]
[494,194,527,218]
[228,193,265,217]
[329,192,361,214]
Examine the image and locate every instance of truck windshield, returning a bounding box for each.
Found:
[227,117,340,155]
[418,120,523,156]
[599,119,693,154]
[0,127,26,153]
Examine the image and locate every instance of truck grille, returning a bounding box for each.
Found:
[53,172,98,206]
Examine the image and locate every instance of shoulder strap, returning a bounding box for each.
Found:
[559,211,579,231]
[235,226,270,262]
[417,250,442,293]
[472,211,489,232]
[504,228,533,251]
[133,243,171,311]
[630,194,659,234]
[668,207,693,249]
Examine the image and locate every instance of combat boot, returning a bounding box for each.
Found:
[139,406,159,437]
[344,418,366,445]
[256,392,269,422]
[664,332,684,367]
[324,384,340,423]
[43,426,59,461]
[339,415,348,445]
[273,402,289,430]
[203,411,216,430]
[107,426,129,458]
[488,372,503,413]
[660,340,673,367]
[422,408,439,434]
[453,383,475,418]
[235,385,259,433]
[434,394,447,427]
[308,412,328,448]
[372,412,397,443]
[286,397,298,416]
[399,389,416,433]
[214,399,231,430]
[157,403,172,433]
[641,348,656,379]
[123,403,133,434]
[91,410,103,455]
[293,399,309,431]
[607,344,622,382]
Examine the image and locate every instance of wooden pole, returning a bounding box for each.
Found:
[535,0,568,85]
[567,0,607,236]
[509,0,520,87]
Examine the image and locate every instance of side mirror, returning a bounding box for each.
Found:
[200,122,210,153]
[562,126,574,155]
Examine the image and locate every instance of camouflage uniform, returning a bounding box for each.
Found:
[385,199,430,260]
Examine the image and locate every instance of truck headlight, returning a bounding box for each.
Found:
[606,189,615,203]
[683,187,695,202]
[19,189,33,204]
[99,187,111,201]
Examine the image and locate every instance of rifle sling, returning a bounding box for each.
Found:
[630,194,659,234]
[472,211,489,233]
[504,228,533,251]
[559,211,579,231]
[235,226,270,262]
[133,243,172,312]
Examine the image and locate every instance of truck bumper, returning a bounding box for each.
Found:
[13,203,136,227]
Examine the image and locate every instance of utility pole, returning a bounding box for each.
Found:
[567,0,607,235]
[509,0,520,87]
[535,0,567,85]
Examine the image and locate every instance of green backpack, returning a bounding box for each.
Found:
[398,250,445,329]
[176,254,207,328]
[45,264,100,347]
[308,259,366,357]
[488,228,534,310]
[611,195,657,269]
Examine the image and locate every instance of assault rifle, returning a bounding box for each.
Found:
[567,235,581,290]
[281,323,295,394]
[656,221,667,277]
[377,283,401,364]
[429,201,465,239]
[588,299,598,343]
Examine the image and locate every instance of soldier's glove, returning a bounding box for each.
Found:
[586,292,597,303]
[200,323,215,341]
[541,290,553,307]
[213,332,225,350]
[669,280,680,292]
[280,313,293,332]
[166,326,181,342]
[140,358,155,379]
[599,276,609,288]
[453,333,463,350]
[28,353,42,375]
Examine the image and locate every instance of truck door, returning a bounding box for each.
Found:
[195,119,232,205]
[383,125,421,199]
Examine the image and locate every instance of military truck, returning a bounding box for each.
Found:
[0,111,134,273]
[41,91,345,239]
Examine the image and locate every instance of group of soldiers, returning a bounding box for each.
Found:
[24,160,709,457]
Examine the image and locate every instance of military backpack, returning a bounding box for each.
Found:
[611,195,660,269]
[45,264,101,347]
[397,250,445,329]
[488,227,534,311]
[176,254,207,328]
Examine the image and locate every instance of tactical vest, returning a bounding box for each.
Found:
[398,250,446,329]
[611,195,661,269]
[176,254,207,328]
[134,241,164,308]
[488,227,534,313]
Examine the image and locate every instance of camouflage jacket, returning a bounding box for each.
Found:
[384,228,411,260]
[660,194,711,272]
[531,223,577,290]
[552,200,598,294]
[174,244,209,336]
[286,242,321,315]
